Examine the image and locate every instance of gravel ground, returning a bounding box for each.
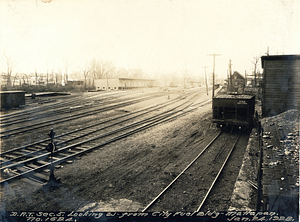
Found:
[260,109,299,218]
[1,88,249,213]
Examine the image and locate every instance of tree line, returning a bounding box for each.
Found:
[1,53,146,91]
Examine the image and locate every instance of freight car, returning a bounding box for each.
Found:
[212,94,255,129]
[0,91,25,109]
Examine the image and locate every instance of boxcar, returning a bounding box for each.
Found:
[212,94,255,128]
[0,91,25,109]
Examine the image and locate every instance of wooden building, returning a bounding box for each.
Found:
[228,71,245,93]
[94,78,156,90]
[261,54,300,117]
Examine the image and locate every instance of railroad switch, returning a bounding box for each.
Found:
[44,129,61,188]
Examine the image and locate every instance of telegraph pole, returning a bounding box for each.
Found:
[208,54,221,98]
[228,59,233,91]
[202,66,209,95]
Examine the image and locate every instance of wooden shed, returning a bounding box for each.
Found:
[261,55,300,117]
[0,91,25,109]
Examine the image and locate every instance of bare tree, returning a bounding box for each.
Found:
[103,61,115,78]
[98,60,112,79]
[113,67,125,78]
[59,68,63,85]
[129,68,145,78]
[79,63,90,89]
[51,68,54,83]
[63,58,72,84]
[28,73,34,85]
[2,52,18,90]
[12,71,20,88]
[55,68,63,85]
[251,56,260,87]
[89,58,114,81]
[55,72,59,84]
[180,68,193,88]
[159,72,177,87]
[116,67,128,78]
[34,67,38,86]
[169,72,180,87]
[89,58,99,82]
[20,73,29,85]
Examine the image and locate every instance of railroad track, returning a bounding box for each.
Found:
[0,90,153,127]
[0,92,126,126]
[0,94,191,166]
[0,91,109,123]
[0,92,169,139]
[0,91,128,125]
[141,130,241,212]
[0,91,211,185]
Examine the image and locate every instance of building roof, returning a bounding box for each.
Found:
[231,71,244,80]
[261,54,300,68]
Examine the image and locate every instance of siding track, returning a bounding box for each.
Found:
[0,92,167,138]
[0,90,211,186]
[142,130,241,212]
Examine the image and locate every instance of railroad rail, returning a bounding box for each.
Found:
[1,92,98,121]
[0,94,193,165]
[0,92,169,138]
[141,130,240,212]
[0,92,211,185]
[0,91,137,126]
[0,91,126,122]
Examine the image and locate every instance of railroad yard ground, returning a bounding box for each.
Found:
[0,87,299,218]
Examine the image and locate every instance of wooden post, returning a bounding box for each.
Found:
[208,54,221,98]
[202,66,209,95]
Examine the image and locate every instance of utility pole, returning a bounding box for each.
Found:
[228,59,232,91]
[47,60,49,87]
[208,54,221,98]
[202,66,209,95]
[35,67,38,86]
[227,69,229,93]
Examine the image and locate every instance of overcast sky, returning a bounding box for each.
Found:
[1,0,299,80]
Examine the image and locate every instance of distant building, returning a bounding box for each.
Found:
[67,80,84,86]
[228,71,245,93]
[261,54,300,116]
[245,71,263,87]
[94,77,157,90]
[187,79,202,88]
[0,73,8,88]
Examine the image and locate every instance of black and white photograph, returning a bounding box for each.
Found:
[0,0,299,221]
